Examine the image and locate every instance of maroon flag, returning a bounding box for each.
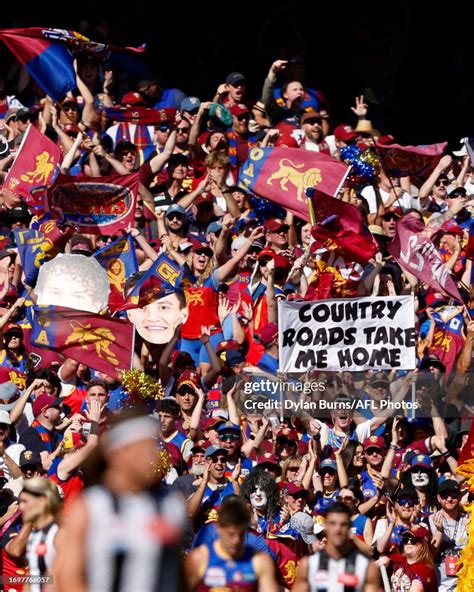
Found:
[387,213,463,302]
[238,147,349,221]
[104,106,176,126]
[310,191,379,264]
[5,125,61,206]
[375,141,447,182]
[31,305,134,376]
[47,173,138,235]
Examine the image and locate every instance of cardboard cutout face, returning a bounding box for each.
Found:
[35,254,110,313]
[126,292,189,344]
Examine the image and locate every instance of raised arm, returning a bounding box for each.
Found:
[216,226,265,282]
[418,155,452,205]
[148,130,177,174]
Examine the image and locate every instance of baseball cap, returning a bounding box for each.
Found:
[32,394,62,418]
[16,107,37,119]
[334,124,358,143]
[229,103,250,117]
[265,218,289,232]
[363,435,386,450]
[224,350,245,367]
[383,207,402,220]
[191,439,210,453]
[286,481,308,496]
[319,459,337,472]
[438,479,461,494]
[181,96,201,112]
[402,525,430,542]
[203,417,226,431]
[231,236,248,251]
[204,445,228,459]
[217,421,241,435]
[424,291,448,308]
[410,454,433,470]
[62,431,86,450]
[121,91,145,106]
[290,512,317,544]
[194,193,214,207]
[441,220,464,236]
[256,453,281,472]
[19,449,41,467]
[447,187,467,199]
[459,420,472,434]
[206,221,222,234]
[191,242,213,257]
[170,350,194,367]
[3,323,23,337]
[276,428,298,442]
[208,103,233,128]
[259,322,278,346]
[0,382,20,412]
[226,72,246,86]
[176,369,202,392]
[166,204,186,218]
[257,248,277,261]
[0,409,11,425]
[369,372,390,388]
[395,487,418,501]
[7,204,31,222]
[418,354,446,372]
[300,110,322,126]
[216,340,241,355]
[4,109,17,123]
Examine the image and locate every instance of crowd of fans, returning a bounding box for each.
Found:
[0,36,472,592]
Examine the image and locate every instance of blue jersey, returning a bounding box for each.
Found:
[198,542,258,591]
[313,490,339,516]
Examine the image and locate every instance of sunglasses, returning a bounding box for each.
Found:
[64,105,79,112]
[177,127,190,133]
[435,180,449,187]
[0,423,10,430]
[290,492,308,500]
[158,125,171,132]
[287,466,301,472]
[336,495,356,503]
[439,491,460,500]
[137,201,144,206]
[98,235,117,242]
[276,438,296,447]
[366,448,383,456]
[316,531,327,541]
[397,498,416,507]
[211,455,227,464]
[167,213,184,221]
[219,433,240,442]
[401,535,420,545]
[236,114,250,121]
[383,214,398,222]
[304,118,322,125]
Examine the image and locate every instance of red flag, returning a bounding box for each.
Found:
[238,147,349,221]
[5,125,61,206]
[310,191,379,264]
[458,421,474,467]
[47,173,139,235]
[387,213,463,302]
[375,141,447,182]
[104,106,176,126]
[31,305,134,377]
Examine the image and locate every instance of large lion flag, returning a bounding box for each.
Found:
[238,147,349,221]
[30,305,134,376]
[5,125,61,206]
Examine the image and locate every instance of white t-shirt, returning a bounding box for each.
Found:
[360,185,412,214]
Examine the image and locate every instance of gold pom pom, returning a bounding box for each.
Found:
[121,369,164,402]
[359,148,381,175]
[152,446,172,482]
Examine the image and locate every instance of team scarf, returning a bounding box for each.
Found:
[226,130,257,168]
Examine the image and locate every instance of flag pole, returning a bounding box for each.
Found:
[305,188,316,225]
[130,322,136,369]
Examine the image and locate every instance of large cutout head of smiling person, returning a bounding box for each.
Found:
[126,287,189,344]
[35,254,110,313]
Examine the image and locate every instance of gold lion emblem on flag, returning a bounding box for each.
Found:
[65,321,118,366]
[20,151,56,185]
[267,158,322,202]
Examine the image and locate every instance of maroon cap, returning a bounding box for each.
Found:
[121,91,145,106]
[300,110,322,126]
[441,220,464,236]
[171,350,194,367]
[257,247,277,261]
[265,218,289,233]
[363,435,386,450]
[286,481,308,496]
[3,323,23,336]
[229,103,250,117]
[274,254,291,272]
[191,242,213,257]
[191,439,210,452]
[259,322,278,346]
[276,428,298,442]
[32,394,61,418]
[404,525,430,542]
[203,417,226,431]
[216,340,241,354]
[275,134,300,148]
[256,453,281,471]
[334,124,358,143]
[61,96,78,106]
[194,193,214,206]
[177,369,202,392]
[383,207,402,219]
